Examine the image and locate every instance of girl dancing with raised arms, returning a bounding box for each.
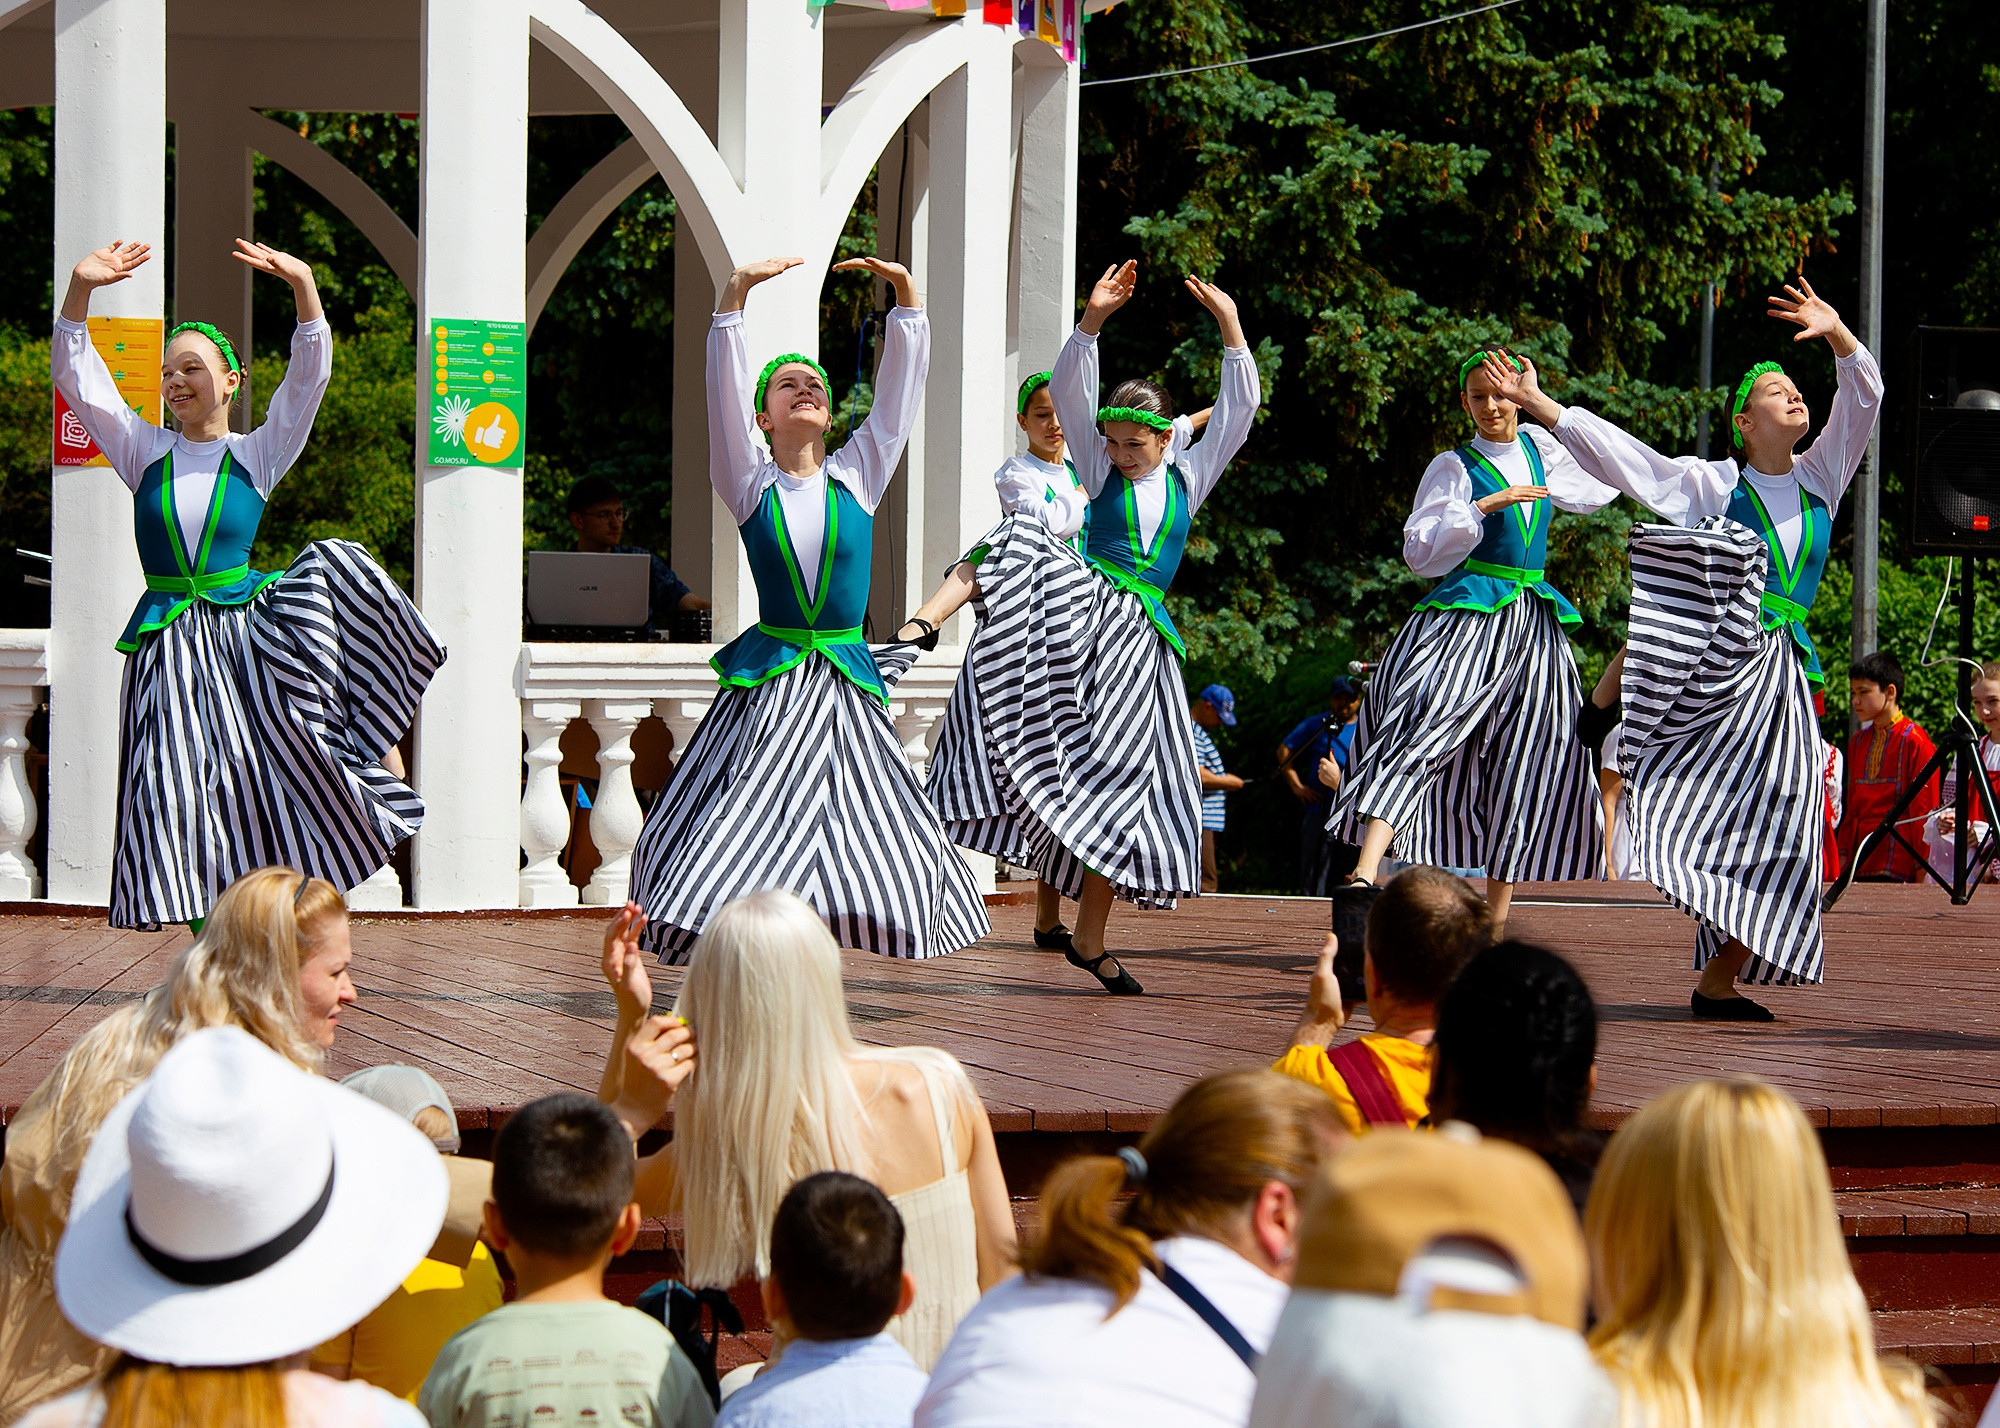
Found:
[899,261,1260,994]
[622,255,989,963]
[53,240,443,930]
[1487,276,1883,1019]
[1331,348,1621,935]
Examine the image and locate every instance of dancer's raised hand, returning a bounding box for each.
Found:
[1478,349,1565,427]
[1768,276,1858,355]
[231,240,323,321]
[601,901,655,1023]
[72,241,151,289]
[1080,260,1138,335]
[719,256,804,312]
[1476,484,1551,514]
[1184,275,1246,347]
[832,255,920,310]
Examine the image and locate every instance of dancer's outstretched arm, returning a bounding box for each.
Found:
[52,241,159,489]
[708,257,800,524]
[233,242,331,499]
[1052,260,1135,498]
[829,257,927,514]
[1175,276,1259,512]
[1774,280,1883,512]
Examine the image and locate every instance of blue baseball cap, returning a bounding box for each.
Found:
[1197,684,1237,725]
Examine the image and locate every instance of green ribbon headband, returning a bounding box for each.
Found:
[168,320,241,375]
[754,353,832,414]
[1458,348,1521,390]
[1018,371,1053,415]
[1729,361,1786,449]
[1097,405,1174,432]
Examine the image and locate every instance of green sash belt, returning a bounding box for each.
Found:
[146,564,252,595]
[1462,558,1545,583]
[755,622,864,650]
[1086,557,1187,658]
[1759,592,1811,625]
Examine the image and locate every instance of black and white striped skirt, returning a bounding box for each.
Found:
[1621,520,1824,984]
[1331,593,1602,882]
[626,646,991,963]
[110,539,443,928]
[927,515,1201,908]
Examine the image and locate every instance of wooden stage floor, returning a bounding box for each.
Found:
[1,881,1995,1136]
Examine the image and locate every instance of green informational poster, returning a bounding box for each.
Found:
[427,318,526,468]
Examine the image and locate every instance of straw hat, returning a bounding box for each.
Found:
[56,1025,448,1366]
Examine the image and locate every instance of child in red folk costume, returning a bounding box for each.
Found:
[1923,661,2000,884]
[1837,652,1939,882]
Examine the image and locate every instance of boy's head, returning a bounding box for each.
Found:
[1850,651,1907,725]
[1974,661,2000,739]
[1364,866,1492,1015]
[489,1093,636,1260]
[766,1172,913,1342]
[567,475,626,550]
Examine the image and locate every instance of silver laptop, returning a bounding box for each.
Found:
[526,551,652,627]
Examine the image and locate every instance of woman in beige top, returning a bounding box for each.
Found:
[599,889,1016,1369]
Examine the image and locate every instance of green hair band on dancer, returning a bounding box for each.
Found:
[1729,361,1787,449]
[753,352,832,414]
[1018,371,1053,414]
[1458,348,1522,390]
[167,321,241,375]
[1097,405,1175,432]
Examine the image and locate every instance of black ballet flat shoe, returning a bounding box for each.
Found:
[896,617,941,651]
[1034,923,1075,952]
[1691,990,1775,1023]
[1579,697,1623,759]
[1067,946,1144,995]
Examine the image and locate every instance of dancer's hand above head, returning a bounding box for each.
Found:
[1475,483,1550,515]
[718,256,804,313]
[601,901,655,1024]
[613,1015,697,1138]
[1184,275,1246,348]
[1769,276,1859,357]
[62,241,151,321]
[231,240,323,321]
[1080,259,1138,335]
[832,256,920,310]
[1478,349,1565,428]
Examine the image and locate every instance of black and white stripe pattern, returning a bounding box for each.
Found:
[110,539,443,928]
[1331,594,1602,881]
[1621,519,1824,984]
[927,515,1201,907]
[626,645,990,964]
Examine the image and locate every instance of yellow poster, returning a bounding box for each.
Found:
[53,316,163,468]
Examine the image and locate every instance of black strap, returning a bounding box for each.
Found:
[126,1159,335,1286]
[1155,1261,1261,1370]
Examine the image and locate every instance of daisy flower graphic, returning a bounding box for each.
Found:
[433,395,474,446]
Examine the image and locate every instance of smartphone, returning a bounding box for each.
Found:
[1329,882,1378,1005]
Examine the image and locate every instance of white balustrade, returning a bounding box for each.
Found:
[582,700,649,906]
[519,698,583,908]
[0,632,47,901]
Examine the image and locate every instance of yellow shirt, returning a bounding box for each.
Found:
[312,1241,505,1401]
[1273,1034,1433,1136]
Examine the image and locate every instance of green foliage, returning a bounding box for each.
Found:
[0,329,52,559]
[0,110,53,326]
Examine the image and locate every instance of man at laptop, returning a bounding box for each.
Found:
[567,475,709,631]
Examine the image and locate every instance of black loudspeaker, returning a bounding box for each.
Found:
[1909,326,2000,553]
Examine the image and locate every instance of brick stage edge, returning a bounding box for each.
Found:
[2,882,1998,1408]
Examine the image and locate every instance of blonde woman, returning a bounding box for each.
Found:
[599,891,1016,1370]
[1586,1079,1933,1428]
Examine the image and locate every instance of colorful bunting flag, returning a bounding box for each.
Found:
[1058,0,1078,60]
[984,0,1013,22]
[931,0,967,13]
[1036,0,1059,46]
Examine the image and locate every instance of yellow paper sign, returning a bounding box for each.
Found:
[53,316,163,467]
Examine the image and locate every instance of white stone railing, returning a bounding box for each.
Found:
[515,641,970,910]
[0,631,47,901]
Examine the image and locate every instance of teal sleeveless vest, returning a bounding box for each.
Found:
[1083,464,1192,657]
[118,448,282,653]
[1054,458,1090,553]
[1728,479,1830,685]
[1412,437,1581,627]
[710,476,889,704]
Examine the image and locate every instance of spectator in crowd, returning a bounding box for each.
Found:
[1838,650,1940,881]
[1428,941,1603,1213]
[419,1094,713,1428]
[1587,1079,1935,1428]
[600,890,1016,1370]
[1191,684,1245,894]
[313,1068,504,1402]
[1272,867,1491,1134]
[1925,659,2000,884]
[1278,678,1363,893]
[567,474,710,630]
[917,1070,1342,1428]
[19,1026,447,1428]
[718,1173,928,1428]
[1250,1127,1613,1428]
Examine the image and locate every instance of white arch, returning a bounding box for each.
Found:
[0,0,49,31]
[524,136,655,337]
[527,0,748,286]
[244,111,417,296]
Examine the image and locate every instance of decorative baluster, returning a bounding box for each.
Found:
[651,698,711,775]
[520,699,582,908]
[892,702,946,779]
[0,682,40,900]
[583,700,650,906]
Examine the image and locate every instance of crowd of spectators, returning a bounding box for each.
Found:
[0,864,1948,1428]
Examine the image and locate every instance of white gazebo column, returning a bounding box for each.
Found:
[171,97,252,419]
[1010,41,1079,398]
[921,26,1013,645]
[410,0,529,908]
[868,117,928,637]
[46,0,164,906]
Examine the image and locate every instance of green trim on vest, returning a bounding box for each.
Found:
[1463,559,1546,583]
[117,448,279,653]
[1412,437,1581,626]
[1087,557,1188,658]
[147,564,254,595]
[1729,480,1831,685]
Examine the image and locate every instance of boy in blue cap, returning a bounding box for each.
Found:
[1192,685,1244,892]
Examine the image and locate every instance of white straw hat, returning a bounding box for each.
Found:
[55,1025,449,1366]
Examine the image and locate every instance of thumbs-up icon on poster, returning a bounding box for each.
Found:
[472,415,507,449]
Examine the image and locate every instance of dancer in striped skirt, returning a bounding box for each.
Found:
[1485,277,1883,1018]
[623,255,989,963]
[1331,350,1619,936]
[53,241,442,929]
[899,261,1260,994]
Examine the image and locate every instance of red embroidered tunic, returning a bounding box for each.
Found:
[1838,715,1940,880]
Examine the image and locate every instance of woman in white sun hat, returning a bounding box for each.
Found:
[17,1025,448,1428]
